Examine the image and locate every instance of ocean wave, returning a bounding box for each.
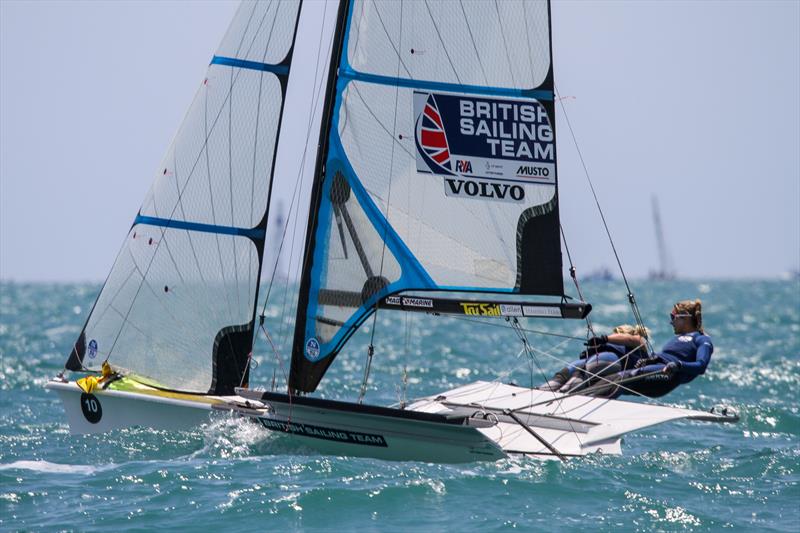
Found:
[0,460,113,475]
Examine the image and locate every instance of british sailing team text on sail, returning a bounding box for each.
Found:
[459,99,554,161]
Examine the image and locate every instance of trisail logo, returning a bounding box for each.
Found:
[413,91,555,203]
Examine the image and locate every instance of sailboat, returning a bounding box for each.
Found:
[648,196,677,281]
[46,0,736,462]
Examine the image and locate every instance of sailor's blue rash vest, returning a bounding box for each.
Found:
[655,331,713,383]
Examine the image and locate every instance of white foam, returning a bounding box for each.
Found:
[0,460,109,475]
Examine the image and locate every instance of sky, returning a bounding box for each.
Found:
[1,0,798,282]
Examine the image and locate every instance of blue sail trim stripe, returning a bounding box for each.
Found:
[210,55,289,76]
[134,215,265,239]
[339,66,554,101]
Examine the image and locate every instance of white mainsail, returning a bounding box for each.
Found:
[291,0,567,392]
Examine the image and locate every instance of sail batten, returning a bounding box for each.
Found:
[339,68,555,100]
[133,215,266,239]
[290,0,565,393]
[210,55,290,75]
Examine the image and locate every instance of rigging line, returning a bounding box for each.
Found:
[347,88,488,237]
[361,0,406,404]
[205,82,237,321]
[493,0,517,88]
[338,0,365,137]
[168,151,229,318]
[225,0,278,318]
[228,64,242,316]
[422,0,461,84]
[232,1,259,56]
[261,0,331,316]
[408,337,572,411]
[263,1,334,365]
[122,246,200,341]
[521,2,535,87]
[554,84,651,347]
[446,314,586,341]
[458,0,488,85]
[510,318,585,447]
[560,223,596,338]
[247,3,281,297]
[260,322,288,384]
[372,1,413,78]
[349,84,415,159]
[518,343,672,408]
[92,266,138,327]
[105,303,156,346]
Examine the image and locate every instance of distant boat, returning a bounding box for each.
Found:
[648,196,676,281]
[583,266,615,282]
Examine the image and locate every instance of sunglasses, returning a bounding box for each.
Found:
[670,312,692,323]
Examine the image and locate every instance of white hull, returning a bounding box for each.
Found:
[46,380,229,435]
[46,378,736,462]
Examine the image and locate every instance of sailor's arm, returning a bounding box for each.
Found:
[674,335,714,376]
[604,333,647,349]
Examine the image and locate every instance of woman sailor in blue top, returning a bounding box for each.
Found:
[540,299,713,398]
[614,298,713,398]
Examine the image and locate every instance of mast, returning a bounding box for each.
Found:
[290,0,352,394]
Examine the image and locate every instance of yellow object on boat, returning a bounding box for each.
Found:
[76,361,116,393]
[76,375,99,393]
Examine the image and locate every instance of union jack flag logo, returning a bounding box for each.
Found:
[416,94,451,173]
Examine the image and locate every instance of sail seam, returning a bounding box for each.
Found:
[134,215,265,239]
[210,55,289,75]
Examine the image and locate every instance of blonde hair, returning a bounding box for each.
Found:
[612,324,651,338]
[674,299,704,333]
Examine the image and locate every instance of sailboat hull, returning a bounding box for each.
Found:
[240,391,507,463]
[46,379,736,462]
[45,380,223,435]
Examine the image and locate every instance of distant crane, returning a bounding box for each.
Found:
[649,196,676,281]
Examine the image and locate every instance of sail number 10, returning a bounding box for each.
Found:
[79,393,103,424]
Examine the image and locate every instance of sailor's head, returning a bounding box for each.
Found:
[612,324,651,338]
[670,299,703,334]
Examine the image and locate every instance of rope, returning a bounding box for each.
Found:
[359,0,405,403]
[447,314,586,342]
[560,223,596,339]
[509,318,585,449]
[555,85,653,353]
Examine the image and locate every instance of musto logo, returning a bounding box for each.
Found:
[414,91,555,203]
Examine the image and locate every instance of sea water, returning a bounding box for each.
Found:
[0,280,797,531]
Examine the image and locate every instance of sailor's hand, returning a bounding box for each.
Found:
[663,362,679,376]
[635,356,661,369]
[584,335,608,347]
